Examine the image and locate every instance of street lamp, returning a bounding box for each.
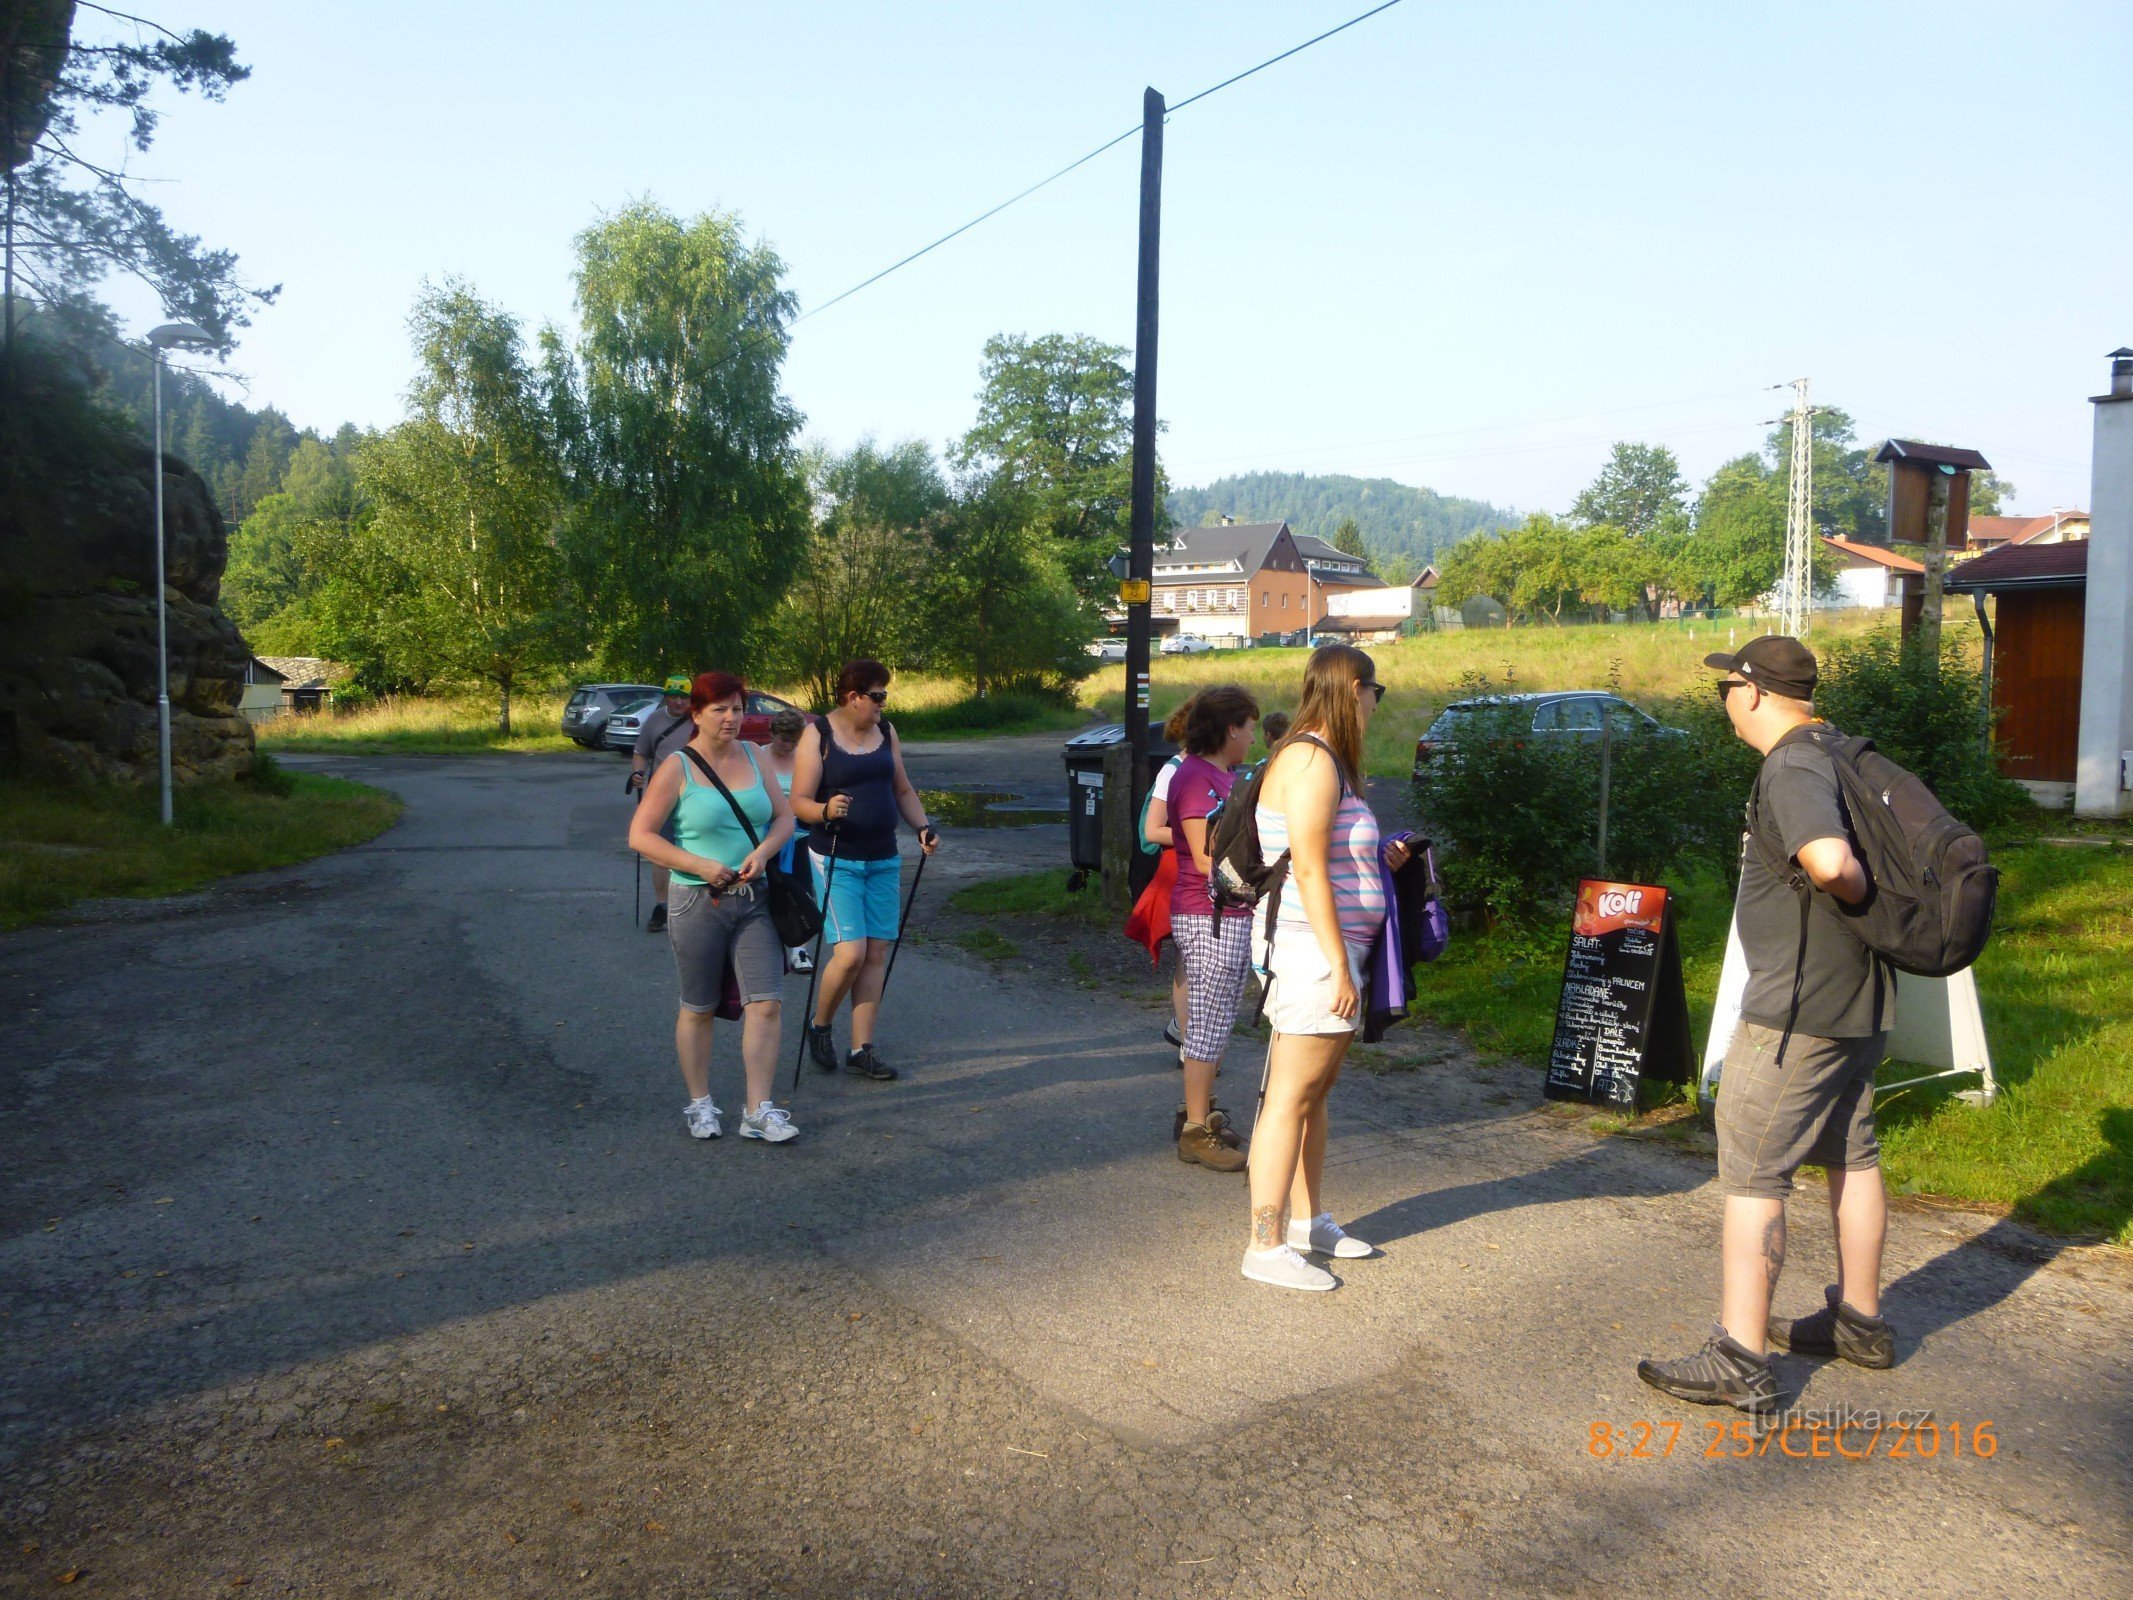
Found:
[146,320,215,826]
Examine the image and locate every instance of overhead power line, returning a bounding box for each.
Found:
[794,0,1409,325]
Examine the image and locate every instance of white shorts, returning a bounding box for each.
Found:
[1261,924,1371,1037]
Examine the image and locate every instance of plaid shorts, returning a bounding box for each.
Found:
[1175,912,1255,1064]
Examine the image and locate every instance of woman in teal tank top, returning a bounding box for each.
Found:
[629,672,800,1145]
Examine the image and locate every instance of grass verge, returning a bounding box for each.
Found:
[259,695,574,755]
[888,691,1088,742]
[949,868,1110,928]
[1408,836,2133,1242]
[0,764,403,929]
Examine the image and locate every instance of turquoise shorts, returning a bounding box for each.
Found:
[813,852,903,944]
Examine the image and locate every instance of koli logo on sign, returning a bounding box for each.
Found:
[1595,888,1643,919]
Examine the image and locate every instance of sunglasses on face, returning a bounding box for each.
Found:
[859,688,889,705]
[1716,679,1750,703]
[1361,680,1387,704]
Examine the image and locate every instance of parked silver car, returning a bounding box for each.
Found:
[1411,691,1684,780]
[561,683,662,750]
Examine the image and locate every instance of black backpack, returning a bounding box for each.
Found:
[1207,733,1349,923]
[1751,726,1997,979]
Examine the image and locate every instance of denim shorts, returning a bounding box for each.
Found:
[667,880,785,1013]
[813,853,903,944]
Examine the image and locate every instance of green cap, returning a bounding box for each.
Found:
[662,674,692,696]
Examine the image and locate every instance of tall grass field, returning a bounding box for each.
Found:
[1082,613,1979,779]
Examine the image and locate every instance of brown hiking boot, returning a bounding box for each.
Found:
[1177,1114,1247,1171]
[1172,1103,1245,1148]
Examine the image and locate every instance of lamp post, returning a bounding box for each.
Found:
[146,321,215,826]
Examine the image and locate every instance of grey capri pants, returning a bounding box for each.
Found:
[667,880,786,1013]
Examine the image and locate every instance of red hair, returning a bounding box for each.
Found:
[690,671,746,710]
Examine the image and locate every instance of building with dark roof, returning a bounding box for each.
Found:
[1138,520,1382,644]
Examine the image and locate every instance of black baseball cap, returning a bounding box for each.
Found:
[1703,635,1817,700]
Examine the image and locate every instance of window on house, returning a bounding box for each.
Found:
[1282,593,1289,609]
[1260,590,1269,608]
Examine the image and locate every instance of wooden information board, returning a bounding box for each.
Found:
[1545,879,1693,1112]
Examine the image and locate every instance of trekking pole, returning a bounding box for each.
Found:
[877,840,932,1001]
[634,850,642,927]
[791,821,842,1089]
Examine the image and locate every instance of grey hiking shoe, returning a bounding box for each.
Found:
[1637,1325,1780,1414]
[1770,1285,1895,1369]
[1287,1212,1374,1259]
[805,1023,837,1072]
[1241,1245,1337,1292]
[846,1044,898,1081]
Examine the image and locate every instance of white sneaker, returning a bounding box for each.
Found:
[788,946,815,974]
[1241,1244,1337,1292]
[740,1101,798,1143]
[684,1097,722,1140]
[1287,1212,1374,1259]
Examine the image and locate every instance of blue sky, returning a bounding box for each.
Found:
[96,1,2130,515]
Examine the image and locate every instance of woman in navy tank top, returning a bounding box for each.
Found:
[788,659,942,1080]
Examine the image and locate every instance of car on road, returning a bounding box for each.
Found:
[561,683,662,749]
[1160,633,1215,655]
[1087,637,1129,662]
[602,687,804,752]
[1410,691,1685,781]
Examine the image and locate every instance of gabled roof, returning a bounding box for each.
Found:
[1943,540,2087,592]
[1153,522,1289,576]
[1967,512,2087,546]
[1873,439,1994,471]
[1822,535,1922,574]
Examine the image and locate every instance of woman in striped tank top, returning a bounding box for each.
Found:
[1243,645,1413,1293]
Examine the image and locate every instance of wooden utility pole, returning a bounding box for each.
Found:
[1918,466,1952,662]
[1120,86,1164,861]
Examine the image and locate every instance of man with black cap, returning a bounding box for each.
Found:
[1638,635,1896,1416]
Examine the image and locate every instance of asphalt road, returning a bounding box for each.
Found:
[2,741,2128,1598]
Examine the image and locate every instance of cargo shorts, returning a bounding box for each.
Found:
[1716,1022,1887,1199]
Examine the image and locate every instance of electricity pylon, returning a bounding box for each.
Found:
[1779,377,1814,637]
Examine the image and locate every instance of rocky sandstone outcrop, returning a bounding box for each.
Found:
[1,372,256,786]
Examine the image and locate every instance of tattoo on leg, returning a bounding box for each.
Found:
[1760,1211,1786,1295]
[1251,1205,1282,1250]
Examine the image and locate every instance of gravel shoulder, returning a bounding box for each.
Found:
[2,750,2128,1598]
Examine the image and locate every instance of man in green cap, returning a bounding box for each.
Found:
[628,674,699,932]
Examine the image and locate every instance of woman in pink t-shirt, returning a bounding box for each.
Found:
[1168,684,1261,1171]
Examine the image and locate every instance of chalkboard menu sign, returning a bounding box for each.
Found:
[1545,879,1693,1112]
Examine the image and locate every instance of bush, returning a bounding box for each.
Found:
[1417,696,1757,924]
[1814,629,2030,829]
[238,750,299,797]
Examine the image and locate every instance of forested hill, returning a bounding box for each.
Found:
[1167,472,1519,564]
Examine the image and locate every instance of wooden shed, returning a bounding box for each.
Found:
[1946,540,2089,797]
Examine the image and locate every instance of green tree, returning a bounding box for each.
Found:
[1331,515,1369,559]
[546,201,808,679]
[923,471,1094,697]
[223,432,368,646]
[353,283,577,732]
[773,438,949,708]
[956,332,1152,595]
[3,1,276,360]
[1967,471,2016,517]
[1686,454,1786,607]
[1575,524,1663,619]
[1570,442,1687,538]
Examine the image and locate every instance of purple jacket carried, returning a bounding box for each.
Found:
[1362,832,1449,1043]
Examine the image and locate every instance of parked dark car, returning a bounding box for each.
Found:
[1411,692,1684,780]
[561,683,662,749]
[602,688,802,752]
